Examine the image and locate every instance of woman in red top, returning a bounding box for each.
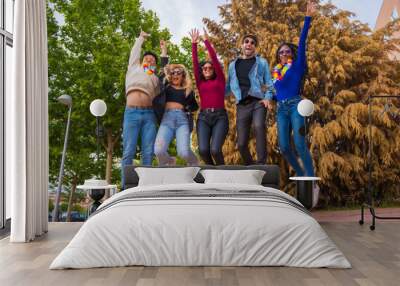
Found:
[190,28,228,165]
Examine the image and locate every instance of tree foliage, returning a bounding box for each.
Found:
[47,0,192,189]
[48,0,400,207]
[204,0,400,206]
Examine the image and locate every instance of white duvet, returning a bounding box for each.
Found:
[50,183,351,269]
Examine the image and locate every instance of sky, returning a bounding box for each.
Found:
[327,0,383,27]
[141,0,384,43]
[52,1,385,43]
[141,0,229,43]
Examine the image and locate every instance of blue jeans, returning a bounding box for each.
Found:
[277,97,315,176]
[121,107,157,187]
[154,109,198,166]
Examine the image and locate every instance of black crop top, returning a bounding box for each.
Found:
[165,86,186,105]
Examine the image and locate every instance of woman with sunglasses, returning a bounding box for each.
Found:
[225,34,274,165]
[153,64,199,166]
[272,1,317,190]
[189,28,228,165]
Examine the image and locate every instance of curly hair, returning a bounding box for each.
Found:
[163,64,193,96]
[275,42,298,65]
[275,42,308,97]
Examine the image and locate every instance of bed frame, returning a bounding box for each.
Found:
[123,165,280,190]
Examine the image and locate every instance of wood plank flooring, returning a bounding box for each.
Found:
[0,222,399,286]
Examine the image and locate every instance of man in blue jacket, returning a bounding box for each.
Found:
[226,34,274,165]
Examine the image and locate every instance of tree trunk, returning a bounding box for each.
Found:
[104,129,120,198]
[66,176,78,222]
[105,130,113,184]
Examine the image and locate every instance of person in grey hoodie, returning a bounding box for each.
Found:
[121,31,168,188]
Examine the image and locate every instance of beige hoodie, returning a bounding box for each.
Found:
[125,36,160,100]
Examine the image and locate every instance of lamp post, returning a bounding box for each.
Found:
[89,99,107,162]
[86,99,107,214]
[290,99,318,209]
[53,95,72,222]
[297,99,315,164]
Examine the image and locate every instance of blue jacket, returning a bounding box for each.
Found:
[226,55,274,103]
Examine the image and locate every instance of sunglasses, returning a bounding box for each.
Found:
[244,39,256,46]
[202,66,214,71]
[279,49,292,55]
[170,69,184,76]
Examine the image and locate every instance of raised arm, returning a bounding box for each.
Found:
[128,31,149,67]
[297,1,315,65]
[203,41,225,81]
[203,29,225,82]
[189,29,201,86]
[160,40,169,69]
[297,16,311,65]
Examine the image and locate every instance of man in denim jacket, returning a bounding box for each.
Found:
[226,34,274,165]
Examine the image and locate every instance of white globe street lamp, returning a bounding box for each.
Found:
[90,99,107,117]
[297,99,315,117]
[89,99,107,162]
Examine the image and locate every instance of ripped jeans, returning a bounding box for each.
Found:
[154,109,198,166]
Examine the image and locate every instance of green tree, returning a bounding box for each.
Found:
[48,1,193,193]
[48,199,54,213]
[204,0,400,206]
[48,4,101,220]
[48,0,170,184]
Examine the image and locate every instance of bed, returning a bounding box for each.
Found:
[50,165,351,269]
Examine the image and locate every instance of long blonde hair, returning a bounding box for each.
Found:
[164,64,193,96]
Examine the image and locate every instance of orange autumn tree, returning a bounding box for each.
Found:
[203,0,400,206]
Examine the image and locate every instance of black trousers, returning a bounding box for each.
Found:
[236,100,267,165]
[196,109,229,165]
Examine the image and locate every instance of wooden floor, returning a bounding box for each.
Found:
[0,222,399,286]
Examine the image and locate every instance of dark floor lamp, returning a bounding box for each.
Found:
[359,95,400,230]
[53,95,72,222]
[298,99,315,139]
[87,99,107,213]
[89,99,107,162]
[291,99,318,209]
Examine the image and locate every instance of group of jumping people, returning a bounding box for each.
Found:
[121,1,317,191]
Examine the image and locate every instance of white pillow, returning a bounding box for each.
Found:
[135,167,201,186]
[200,169,266,185]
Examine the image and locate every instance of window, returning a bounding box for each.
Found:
[4,43,11,221]
[5,0,13,33]
[1,0,14,231]
[0,35,3,230]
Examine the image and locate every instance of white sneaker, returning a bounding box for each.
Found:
[312,183,320,208]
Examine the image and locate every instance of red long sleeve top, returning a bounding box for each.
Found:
[192,40,226,109]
